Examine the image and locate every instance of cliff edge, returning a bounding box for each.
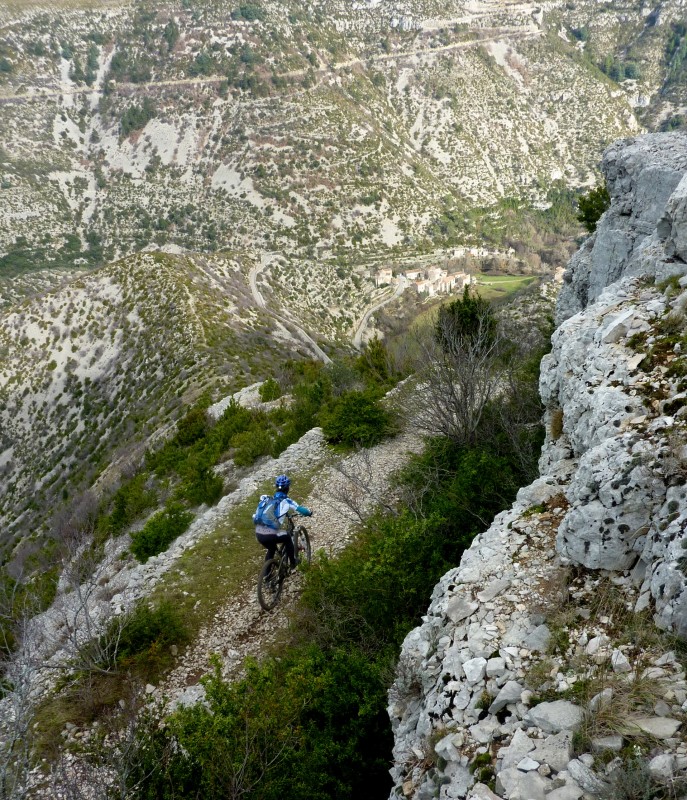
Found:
[388,133,687,800]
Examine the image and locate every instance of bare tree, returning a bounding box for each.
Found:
[0,495,136,799]
[321,447,399,525]
[55,514,130,676]
[408,297,509,447]
[49,686,162,800]
[0,579,43,800]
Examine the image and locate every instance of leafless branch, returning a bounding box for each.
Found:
[318,447,399,526]
[408,306,509,447]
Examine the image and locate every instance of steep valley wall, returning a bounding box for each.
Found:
[388,132,687,800]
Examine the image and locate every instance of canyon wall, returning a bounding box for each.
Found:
[389,132,687,800]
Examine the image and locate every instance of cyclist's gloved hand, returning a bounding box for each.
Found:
[296,505,312,516]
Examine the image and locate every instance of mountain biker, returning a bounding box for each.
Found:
[254,474,312,569]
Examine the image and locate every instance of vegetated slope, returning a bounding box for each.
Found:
[0,0,680,330]
[0,250,289,562]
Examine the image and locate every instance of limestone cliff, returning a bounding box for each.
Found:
[388,133,687,800]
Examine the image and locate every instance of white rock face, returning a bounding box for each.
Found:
[557,132,687,323]
[388,133,687,800]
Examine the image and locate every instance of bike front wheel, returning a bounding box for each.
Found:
[257,557,284,611]
[295,527,312,565]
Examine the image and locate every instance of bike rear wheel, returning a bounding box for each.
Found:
[257,557,284,610]
[295,527,312,565]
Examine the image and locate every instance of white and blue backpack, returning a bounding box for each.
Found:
[253,494,281,529]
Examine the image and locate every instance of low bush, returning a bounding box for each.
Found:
[320,390,395,447]
[231,425,273,466]
[101,474,157,537]
[577,184,610,233]
[132,649,391,800]
[259,377,282,402]
[180,464,224,506]
[120,98,156,136]
[130,503,193,562]
[115,600,189,670]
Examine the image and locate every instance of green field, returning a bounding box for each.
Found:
[473,273,537,301]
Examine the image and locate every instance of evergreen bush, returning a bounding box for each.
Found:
[130,503,193,562]
[259,378,282,402]
[320,390,394,447]
[577,184,610,232]
[115,600,188,668]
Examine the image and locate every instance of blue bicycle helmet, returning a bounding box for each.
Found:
[275,474,290,493]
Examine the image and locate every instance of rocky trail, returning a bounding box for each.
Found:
[157,427,423,708]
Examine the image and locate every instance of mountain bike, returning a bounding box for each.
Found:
[257,517,312,611]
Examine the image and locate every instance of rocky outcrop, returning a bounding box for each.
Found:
[557,133,687,323]
[542,277,687,634]
[388,132,687,800]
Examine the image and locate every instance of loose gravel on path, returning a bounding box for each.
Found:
[158,429,423,708]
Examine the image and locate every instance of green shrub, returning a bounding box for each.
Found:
[436,285,497,352]
[103,474,157,536]
[181,464,224,506]
[120,97,156,136]
[163,20,180,49]
[577,184,610,233]
[231,425,273,466]
[130,648,393,800]
[115,600,189,668]
[320,390,394,448]
[188,51,215,77]
[623,62,641,80]
[175,404,210,446]
[661,114,686,132]
[259,378,282,402]
[355,337,397,387]
[230,3,266,21]
[130,503,193,562]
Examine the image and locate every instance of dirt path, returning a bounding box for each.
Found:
[0,27,541,105]
[158,428,423,707]
[352,276,407,349]
[248,261,332,364]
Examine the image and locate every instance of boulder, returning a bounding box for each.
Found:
[489,681,525,714]
[496,768,552,800]
[591,735,623,753]
[500,729,535,770]
[611,649,632,673]
[648,753,676,780]
[522,625,551,653]
[624,717,682,738]
[567,759,608,794]
[468,783,502,800]
[447,596,479,624]
[525,701,584,733]
[545,783,584,800]
[529,731,574,772]
[463,657,487,684]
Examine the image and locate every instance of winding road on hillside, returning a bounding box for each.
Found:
[352,276,407,349]
[0,26,541,105]
[248,261,332,364]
